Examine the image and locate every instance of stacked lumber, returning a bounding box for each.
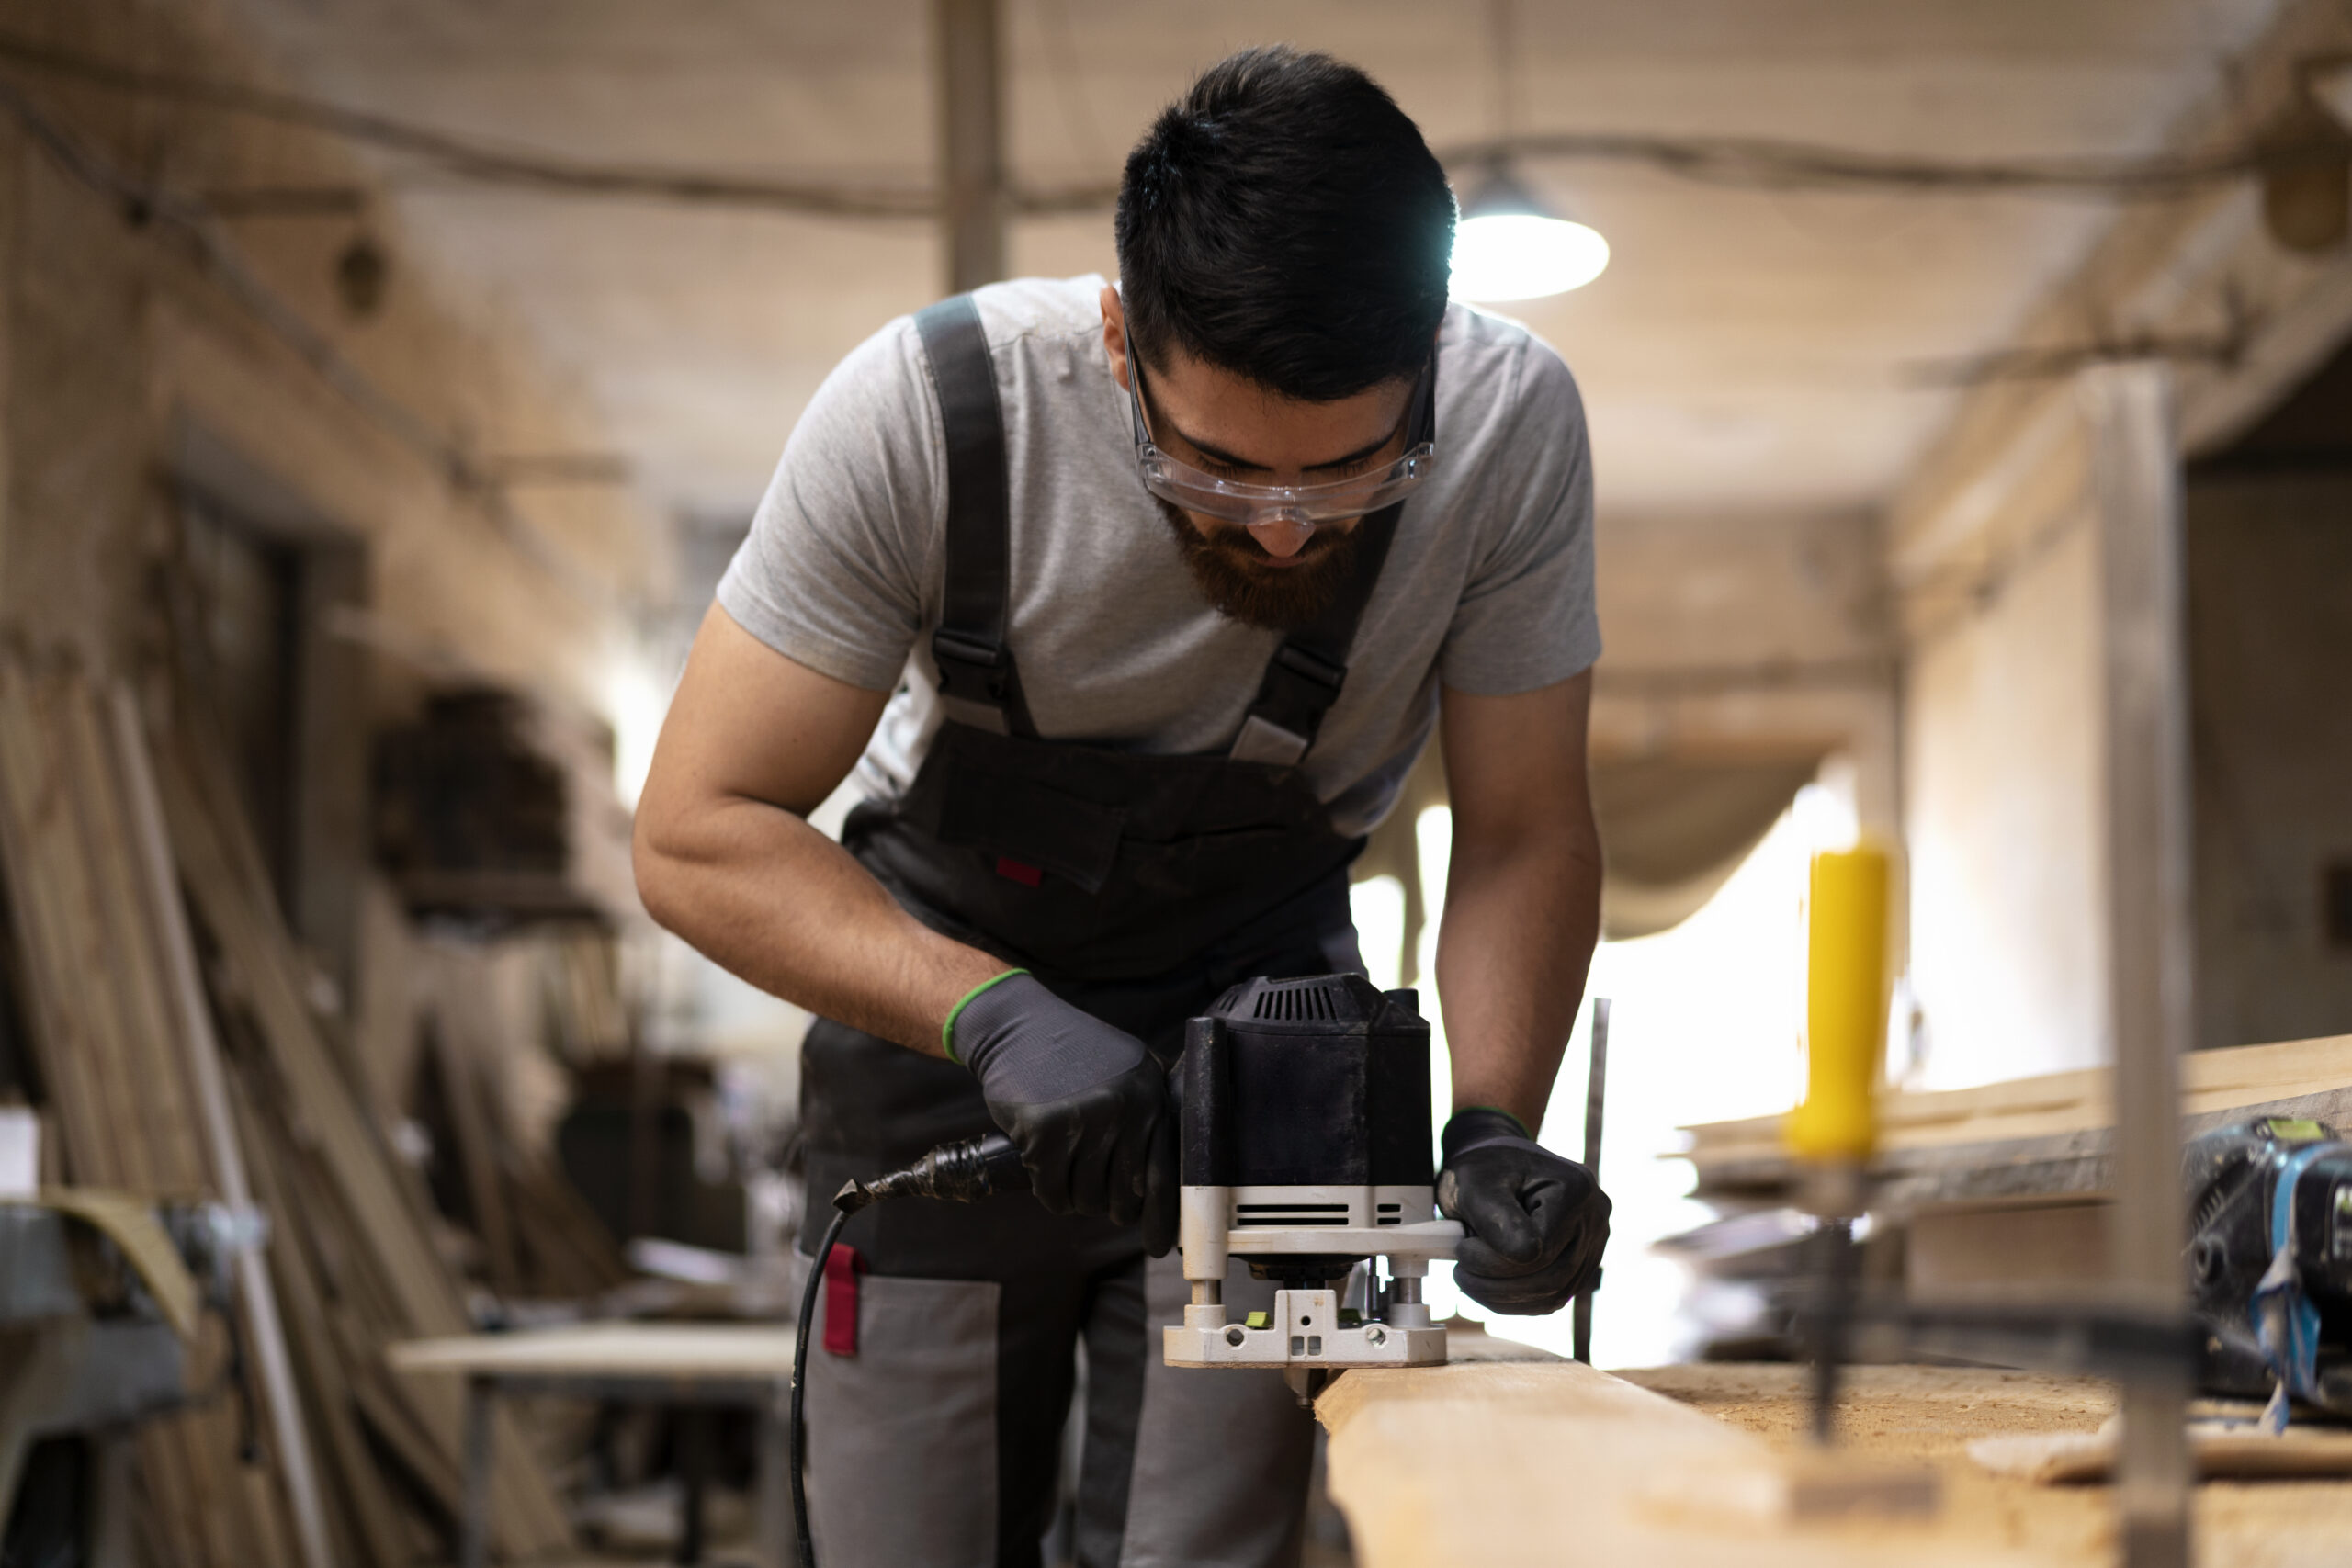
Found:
[414,946,630,1302]
[1678,1032,2352,1199]
[0,658,576,1562]
[157,680,578,1560]
[0,660,299,1568]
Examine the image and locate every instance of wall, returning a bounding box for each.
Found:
[2186,473,2352,1050]
[1881,0,2352,1087]
[1903,490,2109,1087]
[0,0,657,708]
[0,1,661,993]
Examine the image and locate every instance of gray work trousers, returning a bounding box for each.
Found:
[799,1246,1313,1568]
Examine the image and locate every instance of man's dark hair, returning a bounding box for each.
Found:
[1115,47,1455,402]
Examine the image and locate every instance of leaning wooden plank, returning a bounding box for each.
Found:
[0,664,120,1183]
[155,731,574,1555]
[432,1010,524,1297]
[61,682,206,1194]
[0,670,274,1562]
[108,685,338,1568]
[349,1355,468,1526]
[22,674,160,1197]
[1317,1361,2039,1568]
[1681,1032,2352,1174]
[232,1069,419,1568]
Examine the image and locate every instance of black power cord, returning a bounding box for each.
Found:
[790,1131,1030,1568]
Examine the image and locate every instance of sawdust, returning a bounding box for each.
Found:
[1618,1363,2352,1568]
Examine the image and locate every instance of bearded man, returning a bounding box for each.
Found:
[636,44,1612,1568]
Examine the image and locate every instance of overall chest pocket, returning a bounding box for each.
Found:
[935,768,1126,894]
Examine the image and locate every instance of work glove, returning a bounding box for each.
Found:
[948,971,1178,1256]
[1436,1108,1611,1315]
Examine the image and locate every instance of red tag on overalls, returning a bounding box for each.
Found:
[995,856,1043,887]
[823,1244,865,1356]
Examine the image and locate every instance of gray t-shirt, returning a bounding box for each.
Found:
[718,274,1600,839]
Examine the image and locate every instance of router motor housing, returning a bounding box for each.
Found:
[1163,974,1461,1388]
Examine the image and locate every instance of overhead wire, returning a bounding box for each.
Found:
[0,71,628,613]
[0,28,2343,222]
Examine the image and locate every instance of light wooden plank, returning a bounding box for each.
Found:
[58,681,206,1194]
[108,682,335,1568]
[1680,1032,2352,1171]
[156,729,574,1555]
[1318,1361,2037,1567]
[390,1324,799,1379]
[0,665,122,1183]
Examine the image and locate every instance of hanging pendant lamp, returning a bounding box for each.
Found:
[1450,162,1611,303]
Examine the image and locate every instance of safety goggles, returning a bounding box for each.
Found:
[1126,351,1437,533]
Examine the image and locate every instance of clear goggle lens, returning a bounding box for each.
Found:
[1135,442,1437,528]
[1126,347,1438,536]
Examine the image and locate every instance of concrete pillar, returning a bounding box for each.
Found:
[2085,362,2193,1567]
[933,0,1006,295]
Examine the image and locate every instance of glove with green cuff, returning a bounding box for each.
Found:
[1436,1107,1611,1315]
[948,971,1177,1255]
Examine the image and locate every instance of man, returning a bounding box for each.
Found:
[636,45,1610,1568]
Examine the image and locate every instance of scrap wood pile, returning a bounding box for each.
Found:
[406,935,633,1303]
[0,658,575,1566]
[1678,1033,2352,1198]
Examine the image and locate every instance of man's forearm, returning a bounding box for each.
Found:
[1432,820,1603,1137]
[634,797,1006,1056]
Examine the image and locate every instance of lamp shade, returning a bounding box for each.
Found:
[1450,165,1609,302]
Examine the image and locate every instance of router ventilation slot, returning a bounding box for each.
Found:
[1252,980,1347,1021]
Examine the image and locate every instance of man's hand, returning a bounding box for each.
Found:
[1436,1109,1610,1315]
[950,973,1178,1254]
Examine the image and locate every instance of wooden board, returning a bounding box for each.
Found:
[391,1323,799,1380]
[1623,1363,2352,1564]
[0,663,293,1568]
[1316,1360,2047,1567]
[154,722,576,1556]
[1972,1421,2352,1484]
[1680,1032,2352,1175]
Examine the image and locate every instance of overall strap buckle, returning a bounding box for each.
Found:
[932,628,1020,736]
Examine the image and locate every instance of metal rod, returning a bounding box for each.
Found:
[679,1408,709,1565]
[2087,362,2194,1568]
[1573,998,1611,1363]
[758,1389,792,1568]
[1806,1213,1859,1443]
[933,0,1005,293]
[461,1376,494,1568]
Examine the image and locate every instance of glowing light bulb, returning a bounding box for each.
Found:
[1448,165,1610,302]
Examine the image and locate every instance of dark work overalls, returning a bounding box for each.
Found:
[797,296,1409,1568]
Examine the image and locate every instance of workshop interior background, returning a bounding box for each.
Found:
[1,0,2349,1562]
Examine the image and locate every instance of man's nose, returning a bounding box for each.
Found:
[1246,513,1315,558]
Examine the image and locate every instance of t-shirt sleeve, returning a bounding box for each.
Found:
[1436,340,1601,694]
[716,317,944,691]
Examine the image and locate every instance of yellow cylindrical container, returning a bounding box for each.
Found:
[1785,845,1891,1164]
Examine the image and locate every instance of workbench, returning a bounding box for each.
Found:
[0,1200,201,1555]
[1318,1358,2352,1567]
[390,1323,797,1568]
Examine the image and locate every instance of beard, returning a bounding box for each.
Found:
[1157,500,1363,633]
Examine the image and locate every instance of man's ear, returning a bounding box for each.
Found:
[1101,282,1132,392]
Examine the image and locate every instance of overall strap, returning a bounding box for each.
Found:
[914,294,1033,737]
[1227,501,1406,767]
